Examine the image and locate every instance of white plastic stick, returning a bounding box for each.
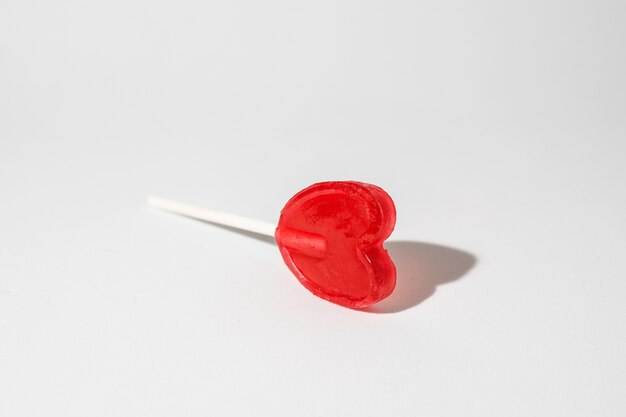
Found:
[147,196,277,237]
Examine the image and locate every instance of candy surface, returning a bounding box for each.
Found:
[275,181,396,308]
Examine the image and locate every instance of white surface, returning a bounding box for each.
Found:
[1,1,625,416]
[147,196,277,237]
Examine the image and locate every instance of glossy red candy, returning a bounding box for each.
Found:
[275,181,396,308]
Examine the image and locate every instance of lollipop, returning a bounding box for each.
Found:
[148,181,396,308]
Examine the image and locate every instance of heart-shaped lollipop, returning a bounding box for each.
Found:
[148,181,397,308]
[276,182,396,308]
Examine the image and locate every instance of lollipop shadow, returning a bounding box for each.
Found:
[366,241,476,314]
[201,221,476,313]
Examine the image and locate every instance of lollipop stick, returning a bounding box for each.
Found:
[147,196,277,237]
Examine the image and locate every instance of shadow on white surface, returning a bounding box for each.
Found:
[184,219,277,245]
[366,241,477,314]
[176,215,476,313]
[217,225,277,245]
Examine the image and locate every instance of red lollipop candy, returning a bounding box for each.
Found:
[276,182,396,308]
[148,181,397,308]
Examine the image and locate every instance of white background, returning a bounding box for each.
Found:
[1,1,625,416]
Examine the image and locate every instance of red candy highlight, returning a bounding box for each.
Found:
[275,181,396,308]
